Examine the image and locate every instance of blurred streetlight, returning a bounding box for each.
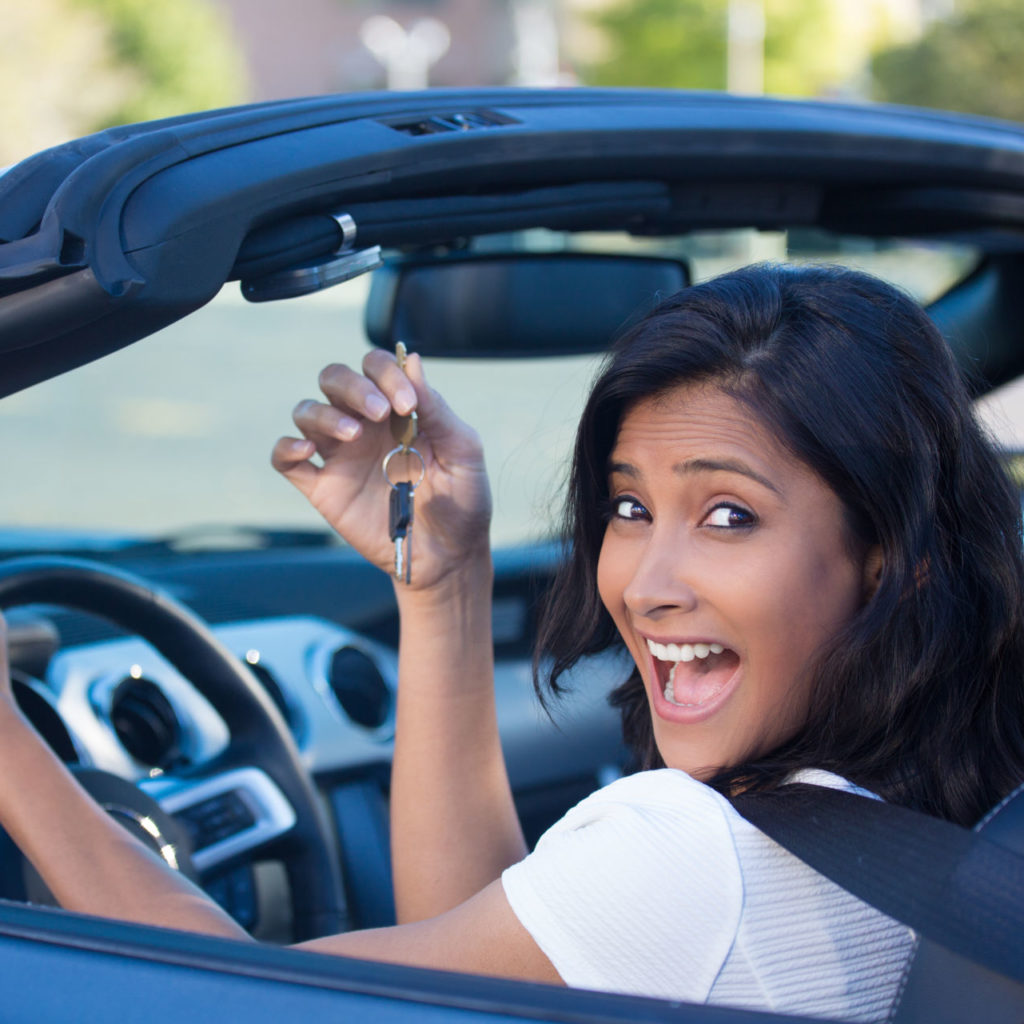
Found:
[512,0,563,86]
[727,0,765,95]
[920,0,956,22]
[359,15,451,90]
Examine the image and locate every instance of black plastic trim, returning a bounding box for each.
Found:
[5,88,1024,397]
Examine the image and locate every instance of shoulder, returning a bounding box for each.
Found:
[545,767,737,834]
[519,768,743,885]
[542,767,874,844]
[502,769,745,997]
[711,769,915,1018]
[501,768,914,1011]
[528,768,746,872]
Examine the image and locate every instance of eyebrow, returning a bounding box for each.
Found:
[608,457,781,495]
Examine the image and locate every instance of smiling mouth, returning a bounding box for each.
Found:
[646,638,740,708]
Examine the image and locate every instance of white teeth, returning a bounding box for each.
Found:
[646,638,723,661]
[647,638,730,707]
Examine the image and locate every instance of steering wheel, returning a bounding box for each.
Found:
[0,556,345,941]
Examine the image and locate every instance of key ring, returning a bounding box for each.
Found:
[382,445,426,489]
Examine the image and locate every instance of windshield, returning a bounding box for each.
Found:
[0,229,981,551]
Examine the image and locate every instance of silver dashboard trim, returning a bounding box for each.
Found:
[147,767,296,874]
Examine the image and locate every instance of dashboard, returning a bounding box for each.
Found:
[2,544,627,938]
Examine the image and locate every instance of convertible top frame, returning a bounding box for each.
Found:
[3,88,1024,395]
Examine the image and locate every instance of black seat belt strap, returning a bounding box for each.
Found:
[728,784,1024,985]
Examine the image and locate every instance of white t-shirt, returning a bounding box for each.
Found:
[502,768,914,1023]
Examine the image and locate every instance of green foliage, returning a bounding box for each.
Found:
[586,0,727,91]
[760,0,843,98]
[0,0,123,163]
[0,0,248,162]
[70,0,249,127]
[582,0,842,97]
[872,0,1024,122]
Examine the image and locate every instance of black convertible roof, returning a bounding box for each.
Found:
[3,87,1024,397]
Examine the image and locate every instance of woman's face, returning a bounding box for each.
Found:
[596,383,876,778]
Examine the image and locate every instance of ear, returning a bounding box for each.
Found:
[862,545,883,600]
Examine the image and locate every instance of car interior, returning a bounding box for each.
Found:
[0,89,1023,1021]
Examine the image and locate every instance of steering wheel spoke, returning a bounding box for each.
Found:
[143,766,297,876]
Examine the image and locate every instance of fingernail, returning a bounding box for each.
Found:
[338,418,359,440]
[394,388,416,415]
[365,394,389,419]
[291,439,314,454]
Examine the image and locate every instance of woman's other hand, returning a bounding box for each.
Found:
[271,349,492,590]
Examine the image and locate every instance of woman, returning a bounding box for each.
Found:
[0,264,1020,1022]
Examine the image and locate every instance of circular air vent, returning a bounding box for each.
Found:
[109,676,183,769]
[326,646,392,729]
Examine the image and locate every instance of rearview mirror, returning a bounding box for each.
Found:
[365,253,689,357]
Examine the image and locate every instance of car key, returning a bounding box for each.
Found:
[383,342,425,583]
[390,341,419,451]
[383,351,425,587]
[389,479,414,583]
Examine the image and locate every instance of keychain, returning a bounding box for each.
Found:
[383,342,424,583]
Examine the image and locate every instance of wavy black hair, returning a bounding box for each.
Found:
[534,263,1024,826]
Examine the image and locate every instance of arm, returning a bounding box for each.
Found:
[389,565,527,921]
[272,351,526,921]
[297,879,560,984]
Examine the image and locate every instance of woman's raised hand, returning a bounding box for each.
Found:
[271,349,492,591]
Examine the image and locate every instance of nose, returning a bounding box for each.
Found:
[621,528,699,621]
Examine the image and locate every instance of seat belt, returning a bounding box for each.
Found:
[728,783,1024,989]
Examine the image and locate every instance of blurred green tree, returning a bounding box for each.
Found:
[71,0,249,126]
[0,0,247,165]
[0,0,121,164]
[583,0,724,90]
[872,0,1024,122]
[581,0,843,97]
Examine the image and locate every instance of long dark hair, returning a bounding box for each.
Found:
[535,263,1024,826]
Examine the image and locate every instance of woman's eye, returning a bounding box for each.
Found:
[703,503,756,529]
[613,497,650,521]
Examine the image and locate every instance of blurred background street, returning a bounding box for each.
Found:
[3,0,1023,539]
[5,0,1022,168]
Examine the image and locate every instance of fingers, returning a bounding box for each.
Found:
[274,353,415,496]
[317,350,438,428]
[284,348,473,472]
[270,436,318,497]
[358,349,418,415]
[318,356,411,422]
[291,397,362,446]
[402,352,459,442]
